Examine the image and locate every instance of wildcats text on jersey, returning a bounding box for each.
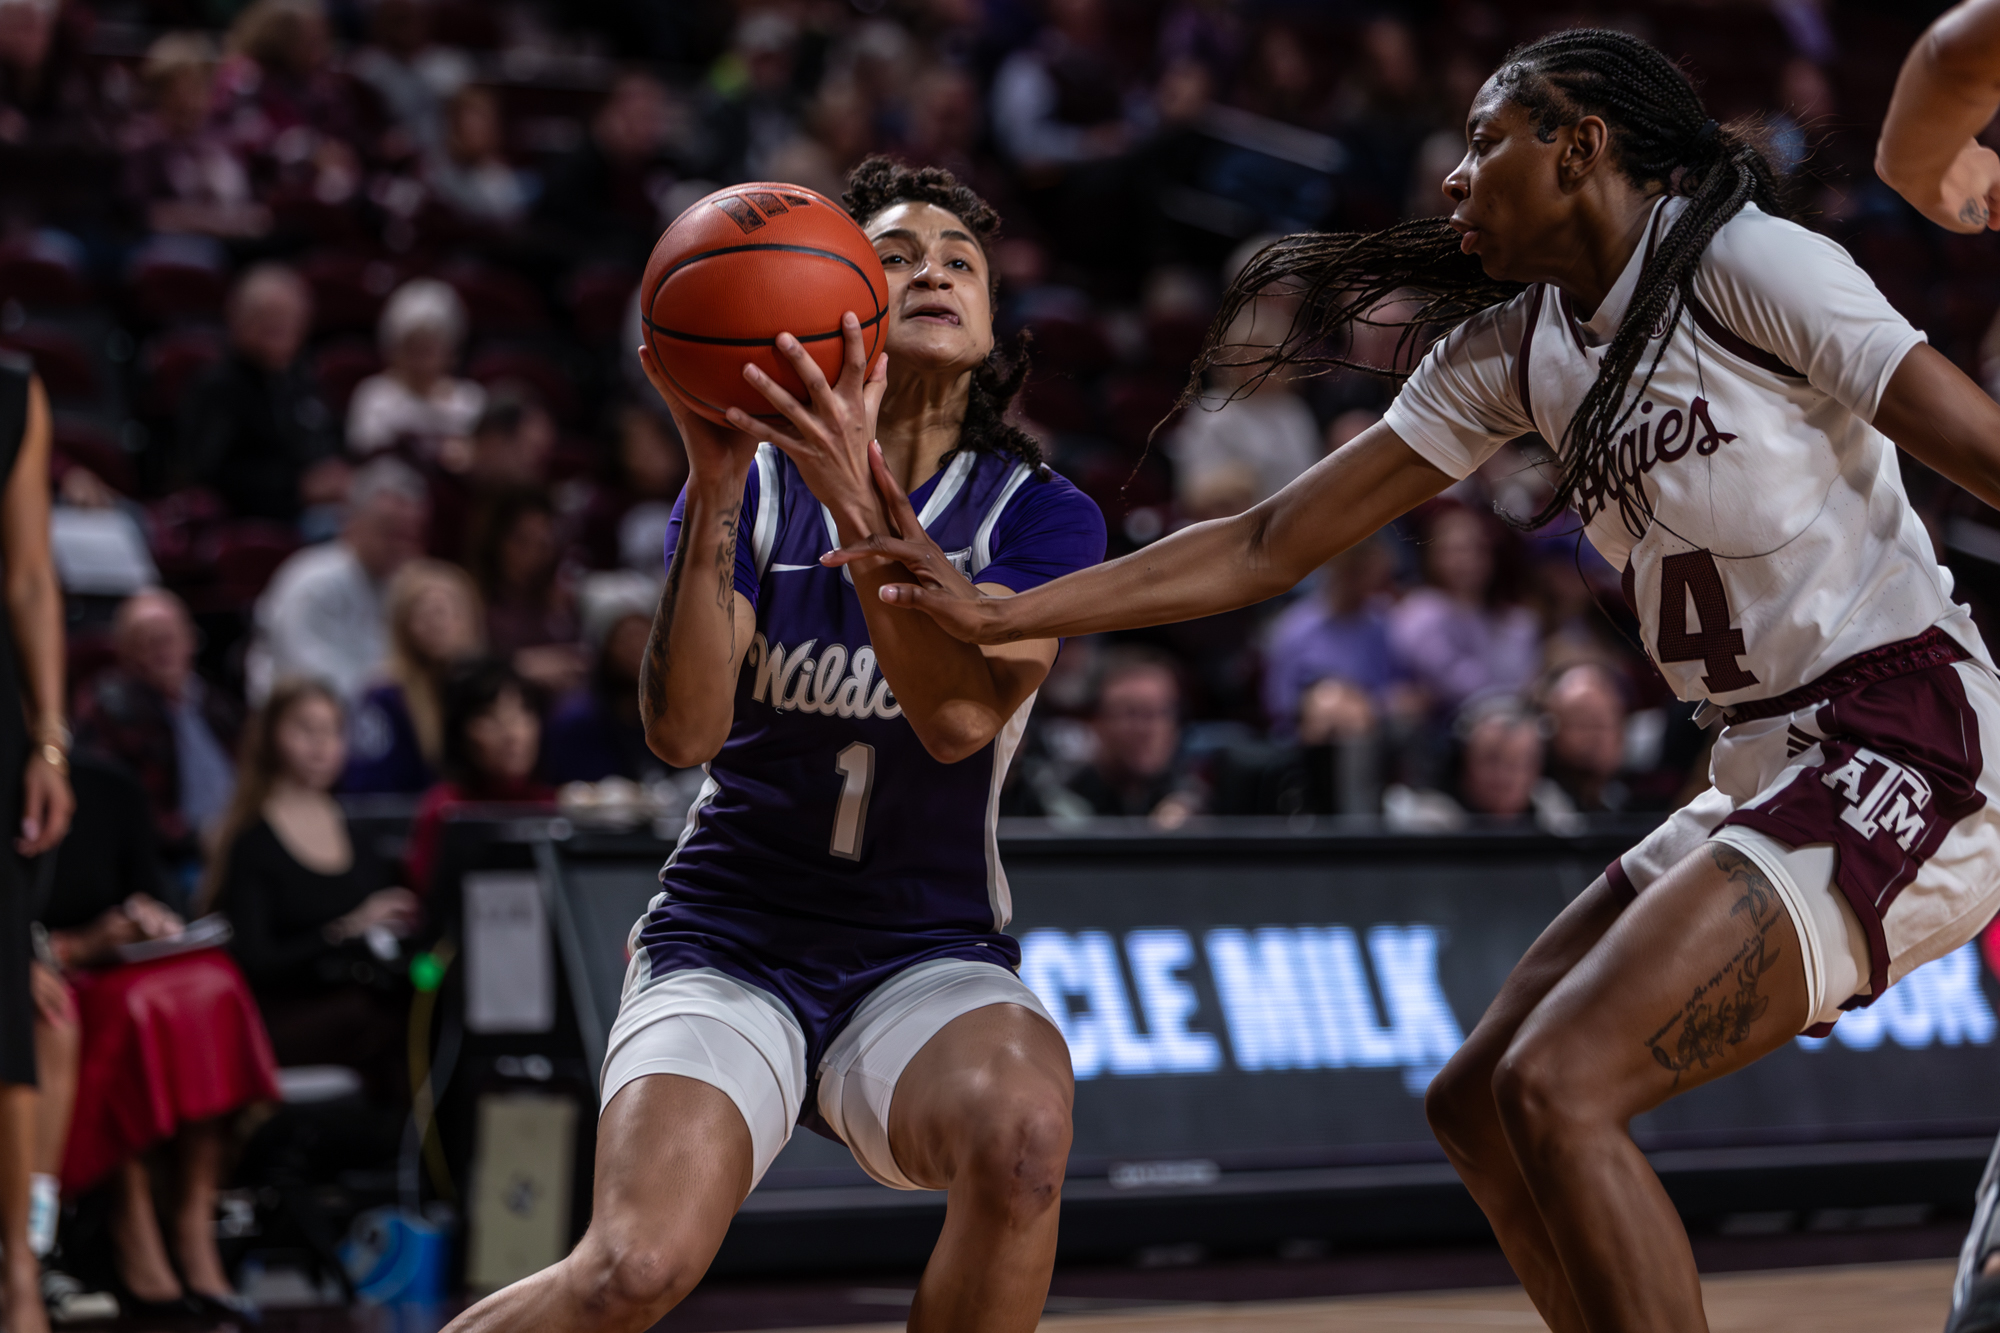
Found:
[746,633,902,719]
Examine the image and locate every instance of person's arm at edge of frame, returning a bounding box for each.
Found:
[1877,0,2000,232]
[6,376,71,855]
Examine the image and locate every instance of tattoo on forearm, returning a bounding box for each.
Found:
[1642,844,1785,1087]
[1965,198,1991,228]
[715,503,741,659]
[638,519,692,729]
[638,502,744,731]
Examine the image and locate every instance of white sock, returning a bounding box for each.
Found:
[26,1173,57,1258]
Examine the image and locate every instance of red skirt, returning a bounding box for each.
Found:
[62,949,281,1193]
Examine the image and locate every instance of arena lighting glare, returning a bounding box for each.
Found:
[1023,927,1999,1092]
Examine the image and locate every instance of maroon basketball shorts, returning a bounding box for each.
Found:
[1609,656,2000,1033]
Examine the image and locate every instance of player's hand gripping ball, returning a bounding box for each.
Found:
[641,182,889,426]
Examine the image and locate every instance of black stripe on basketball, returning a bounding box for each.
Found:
[645,241,885,333]
[643,307,886,347]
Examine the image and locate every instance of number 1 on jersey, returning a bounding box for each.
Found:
[830,741,876,861]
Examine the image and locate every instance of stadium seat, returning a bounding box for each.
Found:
[566,265,637,344]
[0,237,89,309]
[1147,311,1211,376]
[0,326,97,401]
[1023,315,1114,377]
[205,521,300,608]
[64,629,117,698]
[128,255,227,325]
[466,346,577,422]
[314,339,386,417]
[301,251,403,336]
[440,259,547,333]
[139,327,227,419]
[51,417,136,496]
[1021,372,1098,435]
[1103,373,1183,452]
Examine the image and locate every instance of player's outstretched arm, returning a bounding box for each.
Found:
[1877,342,2000,511]
[636,347,760,768]
[827,420,1455,645]
[1879,0,2000,232]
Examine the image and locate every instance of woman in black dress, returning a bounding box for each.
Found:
[206,679,418,1104]
[0,356,77,1333]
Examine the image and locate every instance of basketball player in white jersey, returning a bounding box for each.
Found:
[830,28,2000,1332]
[1880,8,2000,1327]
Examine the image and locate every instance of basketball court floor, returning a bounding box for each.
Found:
[762,1261,1952,1332]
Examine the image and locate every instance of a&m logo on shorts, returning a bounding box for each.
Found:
[1821,747,1934,851]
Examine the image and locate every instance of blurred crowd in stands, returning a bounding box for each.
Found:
[2,0,1992,1311]
[0,0,1992,868]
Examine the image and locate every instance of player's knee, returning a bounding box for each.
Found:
[571,1233,699,1325]
[1424,1041,1498,1161]
[958,1089,1072,1223]
[1489,1031,1596,1153]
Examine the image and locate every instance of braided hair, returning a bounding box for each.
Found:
[842,156,1047,477]
[1192,28,1790,536]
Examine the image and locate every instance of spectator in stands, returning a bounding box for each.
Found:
[345,279,484,461]
[1058,648,1203,826]
[424,85,534,228]
[0,0,103,149]
[247,458,428,704]
[343,560,484,794]
[537,69,681,266]
[705,12,808,183]
[42,754,275,1324]
[1455,704,1550,821]
[1540,662,1629,814]
[1387,503,1540,720]
[469,488,582,694]
[568,402,684,572]
[349,0,470,158]
[121,33,269,240]
[404,659,552,894]
[176,264,347,528]
[72,589,241,877]
[543,571,664,786]
[1166,290,1321,520]
[1385,701,1573,832]
[427,385,553,565]
[213,0,360,207]
[1262,532,1417,736]
[209,680,415,1108]
[991,0,1133,172]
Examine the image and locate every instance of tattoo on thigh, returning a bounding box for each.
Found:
[1641,845,1786,1087]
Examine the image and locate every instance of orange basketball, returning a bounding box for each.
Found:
[641,182,888,427]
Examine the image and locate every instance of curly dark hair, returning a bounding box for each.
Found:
[1191,28,1792,538]
[842,155,1046,477]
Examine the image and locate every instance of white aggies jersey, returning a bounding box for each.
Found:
[1383,197,1992,706]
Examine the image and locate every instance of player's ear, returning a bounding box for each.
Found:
[1563,115,1611,187]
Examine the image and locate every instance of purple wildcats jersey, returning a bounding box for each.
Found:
[631,444,1105,1073]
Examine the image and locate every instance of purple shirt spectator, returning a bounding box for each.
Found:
[1386,504,1540,716]
[1263,598,1405,738]
[1387,590,1540,716]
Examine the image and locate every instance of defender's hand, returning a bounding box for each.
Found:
[821,442,1014,644]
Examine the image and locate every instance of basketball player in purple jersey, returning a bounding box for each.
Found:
[1879,8,2000,1327]
[443,159,1104,1333]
